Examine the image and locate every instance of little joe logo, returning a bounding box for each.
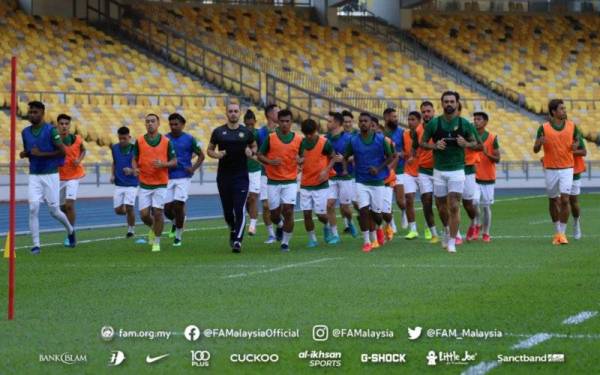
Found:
[426,350,477,366]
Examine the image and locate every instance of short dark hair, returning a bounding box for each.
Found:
[329,111,344,124]
[420,101,434,109]
[277,109,292,119]
[244,109,256,121]
[146,113,160,121]
[168,113,186,124]
[441,91,460,102]
[341,110,353,119]
[301,119,318,135]
[548,99,564,116]
[408,111,422,120]
[265,104,278,117]
[117,126,130,135]
[383,107,396,116]
[28,101,45,111]
[370,115,379,125]
[473,111,489,122]
[359,112,371,118]
[57,113,71,122]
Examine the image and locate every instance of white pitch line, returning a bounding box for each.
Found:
[462,361,499,375]
[505,332,600,340]
[222,257,339,279]
[512,332,553,349]
[562,311,598,325]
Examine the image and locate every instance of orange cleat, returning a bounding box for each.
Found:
[552,233,561,245]
[384,225,394,241]
[371,240,380,249]
[559,234,569,245]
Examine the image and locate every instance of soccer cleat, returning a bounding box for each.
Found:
[307,239,318,248]
[31,246,41,255]
[148,230,156,243]
[151,243,161,252]
[376,228,385,245]
[424,227,432,240]
[173,239,182,247]
[229,230,235,248]
[559,234,569,245]
[429,235,440,244]
[474,225,482,240]
[447,244,457,254]
[168,225,176,238]
[455,236,463,246]
[280,243,290,252]
[63,237,70,247]
[552,233,561,245]
[276,227,284,242]
[384,225,394,241]
[371,240,380,249]
[323,226,332,243]
[232,241,241,253]
[405,230,419,240]
[126,232,135,238]
[264,235,277,244]
[573,223,582,240]
[67,231,77,248]
[466,226,475,241]
[482,233,491,243]
[348,222,358,238]
[362,243,373,253]
[248,225,256,236]
[327,235,341,245]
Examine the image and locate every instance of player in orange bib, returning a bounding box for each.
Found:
[473,112,500,242]
[298,119,338,248]
[533,99,581,245]
[570,132,587,240]
[132,114,177,252]
[57,114,86,246]
[403,111,422,239]
[258,109,303,252]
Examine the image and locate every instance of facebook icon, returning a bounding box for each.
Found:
[184,325,200,342]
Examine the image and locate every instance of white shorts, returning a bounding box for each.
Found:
[328,179,355,205]
[382,186,394,214]
[433,169,466,198]
[462,173,477,200]
[352,179,358,202]
[476,183,495,205]
[59,179,80,204]
[28,173,60,207]
[113,186,138,208]
[259,175,269,201]
[417,173,434,194]
[395,173,404,186]
[248,171,261,194]
[571,179,581,196]
[267,183,297,209]
[403,174,418,194]
[300,188,328,214]
[544,168,573,198]
[355,182,385,213]
[165,177,191,203]
[138,187,167,210]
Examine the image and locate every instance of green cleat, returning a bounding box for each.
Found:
[173,239,182,247]
[405,230,419,240]
[424,227,432,240]
[151,243,161,252]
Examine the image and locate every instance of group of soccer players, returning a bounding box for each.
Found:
[20,92,589,254]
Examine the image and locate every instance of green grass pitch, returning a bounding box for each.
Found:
[1,193,600,374]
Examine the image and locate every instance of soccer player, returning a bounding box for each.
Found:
[326,111,356,241]
[534,99,581,244]
[341,110,356,134]
[345,112,394,252]
[298,119,337,247]
[420,91,481,253]
[20,101,75,254]
[473,112,500,242]
[257,109,303,251]
[414,101,439,243]
[570,131,586,240]
[56,114,86,245]
[462,122,481,243]
[403,111,422,239]
[243,109,262,235]
[111,126,138,238]
[256,104,280,243]
[207,102,256,253]
[374,116,398,243]
[383,107,407,233]
[132,114,177,252]
[164,113,205,246]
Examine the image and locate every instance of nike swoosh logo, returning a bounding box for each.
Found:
[146,354,169,363]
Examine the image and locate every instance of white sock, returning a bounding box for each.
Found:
[430,226,438,237]
[128,225,135,233]
[282,231,292,245]
[482,205,492,234]
[175,228,183,240]
[330,225,339,237]
[409,222,417,231]
[456,230,462,240]
[390,219,397,232]
[29,201,41,247]
[559,222,566,234]
[445,226,450,235]
[308,231,317,242]
[344,217,351,228]
[267,224,275,237]
[49,205,73,234]
[249,218,257,228]
[277,221,284,228]
[448,237,456,248]
[553,221,560,233]
[154,236,160,245]
[370,231,377,242]
[574,217,580,227]
[362,231,370,244]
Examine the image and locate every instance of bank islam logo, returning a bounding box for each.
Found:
[408,327,422,340]
[191,350,211,367]
[312,325,329,341]
[184,325,200,342]
[39,353,87,365]
[426,350,477,366]
[108,351,126,366]
[101,326,115,341]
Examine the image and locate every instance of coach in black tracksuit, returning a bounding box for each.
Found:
[207,102,256,253]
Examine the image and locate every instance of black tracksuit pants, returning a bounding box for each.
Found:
[217,171,249,244]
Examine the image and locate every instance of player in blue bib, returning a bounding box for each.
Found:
[164,113,205,246]
[384,108,408,233]
[111,126,139,238]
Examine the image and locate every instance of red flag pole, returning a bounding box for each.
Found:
[8,56,17,320]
